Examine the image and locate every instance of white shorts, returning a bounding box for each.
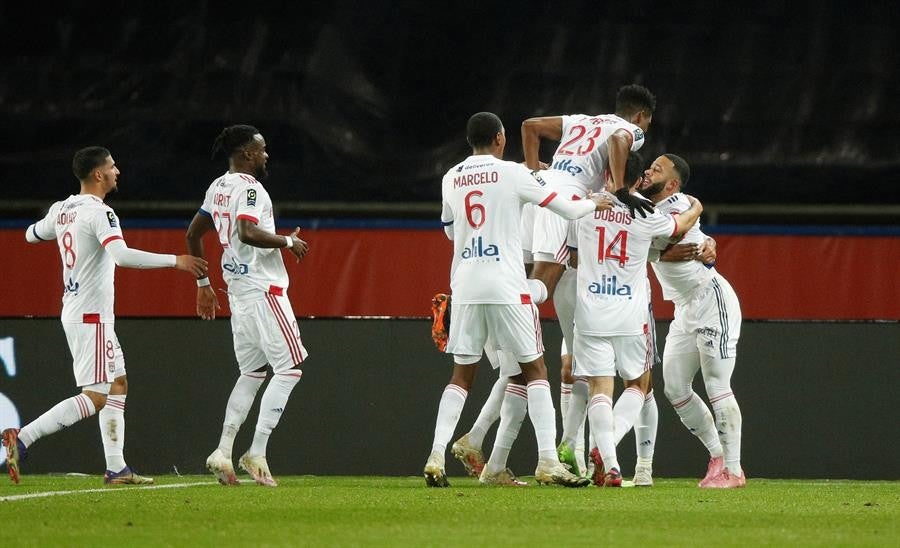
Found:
[483,336,523,377]
[63,322,124,388]
[229,291,308,373]
[531,170,586,264]
[665,274,742,359]
[447,303,543,364]
[572,329,654,381]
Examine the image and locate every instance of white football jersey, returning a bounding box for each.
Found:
[549,114,645,193]
[30,195,123,323]
[649,192,715,305]
[200,172,289,296]
[572,193,676,336]
[441,155,594,304]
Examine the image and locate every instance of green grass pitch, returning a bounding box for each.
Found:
[0,475,896,546]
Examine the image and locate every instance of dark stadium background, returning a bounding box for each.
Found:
[0,1,898,479]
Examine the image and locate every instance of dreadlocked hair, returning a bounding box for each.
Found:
[211,124,260,160]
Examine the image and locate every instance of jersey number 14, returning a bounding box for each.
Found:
[595,227,629,267]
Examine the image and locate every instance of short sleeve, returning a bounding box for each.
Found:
[235,184,266,224]
[93,207,125,247]
[199,184,215,216]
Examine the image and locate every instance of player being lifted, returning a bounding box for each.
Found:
[2,147,207,485]
[186,125,310,487]
[641,154,746,488]
[424,112,613,488]
[521,85,657,470]
[568,151,702,486]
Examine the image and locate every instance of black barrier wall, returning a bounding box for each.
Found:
[0,319,897,480]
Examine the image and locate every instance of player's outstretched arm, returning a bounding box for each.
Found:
[105,238,207,274]
[521,116,563,170]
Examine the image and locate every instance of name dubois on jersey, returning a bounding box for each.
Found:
[453,171,499,188]
[461,236,500,262]
[587,274,632,299]
[594,208,632,225]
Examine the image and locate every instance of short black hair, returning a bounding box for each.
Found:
[466,112,503,148]
[664,153,691,188]
[615,84,656,118]
[72,146,111,181]
[624,151,645,189]
[211,124,260,159]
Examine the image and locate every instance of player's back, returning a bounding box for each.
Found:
[549,114,645,193]
[46,194,121,323]
[574,195,676,336]
[201,172,288,296]
[442,155,533,305]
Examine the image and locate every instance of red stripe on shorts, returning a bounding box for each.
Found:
[266,294,303,365]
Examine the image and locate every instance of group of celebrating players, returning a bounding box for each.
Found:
[424,85,745,489]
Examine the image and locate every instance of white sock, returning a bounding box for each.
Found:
[562,378,589,447]
[710,391,742,475]
[588,394,618,472]
[613,387,645,445]
[485,383,528,474]
[18,393,96,447]
[218,372,266,458]
[99,394,127,471]
[468,376,509,449]
[635,390,658,461]
[670,392,723,456]
[526,279,548,304]
[431,384,468,454]
[526,380,558,461]
[248,370,302,456]
[559,382,572,427]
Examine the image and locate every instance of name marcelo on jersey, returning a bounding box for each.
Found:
[453,171,499,188]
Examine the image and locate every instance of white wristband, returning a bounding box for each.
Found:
[283,235,293,248]
[196,277,211,287]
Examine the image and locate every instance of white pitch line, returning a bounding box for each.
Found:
[0,480,220,502]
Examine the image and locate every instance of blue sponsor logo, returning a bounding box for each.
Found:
[552,159,584,177]
[224,259,249,275]
[461,236,500,261]
[588,275,632,299]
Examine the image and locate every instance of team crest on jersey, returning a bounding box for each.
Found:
[634,128,645,142]
[247,189,257,207]
[106,211,118,228]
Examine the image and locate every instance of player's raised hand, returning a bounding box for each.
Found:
[588,191,614,212]
[613,188,654,218]
[196,285,220,320]
[287,227,309,262]
[175,255,208,277]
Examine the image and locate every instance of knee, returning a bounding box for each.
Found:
[663,382,690,404]
[84,391,107,411]
[110,375,127,395]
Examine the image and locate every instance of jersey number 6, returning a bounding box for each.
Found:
[464,191,485,229]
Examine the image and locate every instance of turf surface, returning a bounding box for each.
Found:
[0,475,896,546]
